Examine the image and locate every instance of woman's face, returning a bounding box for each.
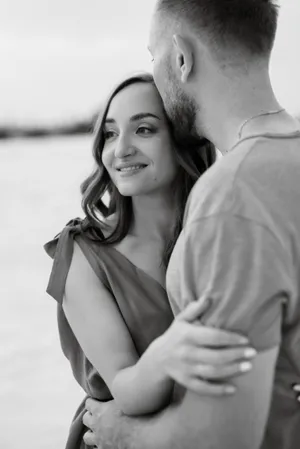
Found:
[102,82,178,197]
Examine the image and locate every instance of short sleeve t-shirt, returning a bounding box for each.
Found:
[166,131,300,449]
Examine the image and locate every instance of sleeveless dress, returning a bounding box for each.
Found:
[44,218,174,449]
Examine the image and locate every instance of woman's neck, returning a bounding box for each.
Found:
[130,191,175,242]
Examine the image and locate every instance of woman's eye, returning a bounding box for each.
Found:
[103,130,116,140]
[137,126,155,135]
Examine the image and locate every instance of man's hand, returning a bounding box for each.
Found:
[83,398,135,448]
[83,398,117,447]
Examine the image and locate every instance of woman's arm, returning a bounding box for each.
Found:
[64,242,257,416]
[63,242,173,415]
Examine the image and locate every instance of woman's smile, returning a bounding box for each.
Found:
[115,162,148,177]
[101,82,178,197]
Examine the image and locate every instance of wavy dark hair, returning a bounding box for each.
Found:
[81,73,216,266]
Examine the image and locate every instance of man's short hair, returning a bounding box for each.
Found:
[156,0,279,56]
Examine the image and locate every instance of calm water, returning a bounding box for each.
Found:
[0,136,94,449]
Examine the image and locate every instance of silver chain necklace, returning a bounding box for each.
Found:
[237,107,286,140]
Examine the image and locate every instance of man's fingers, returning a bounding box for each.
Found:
[178,298,212,323]
[85,397,100,414]
[190,326,249,347]
[83,430,97,447]
[83,411,94,431]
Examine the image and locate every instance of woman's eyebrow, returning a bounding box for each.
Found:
[105,118,115,124]
[130,113,160,122]
[105,113,160,124]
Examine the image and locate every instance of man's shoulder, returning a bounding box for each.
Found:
[185,133,300,226]
[184,150,247,224]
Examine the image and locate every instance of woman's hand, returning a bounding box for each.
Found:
[154,299,257,396]
[293,384,300,402]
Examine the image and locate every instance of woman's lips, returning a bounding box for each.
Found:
[116,164,148,177]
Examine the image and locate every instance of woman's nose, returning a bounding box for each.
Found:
[114,135,136,158]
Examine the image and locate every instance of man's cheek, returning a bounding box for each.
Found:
[153,65,164,95]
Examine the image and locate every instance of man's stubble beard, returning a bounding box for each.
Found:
[162,70,204,148]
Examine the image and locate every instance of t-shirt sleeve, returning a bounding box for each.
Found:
[176,214,291,351]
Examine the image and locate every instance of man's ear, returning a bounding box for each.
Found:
[172,34,194,83]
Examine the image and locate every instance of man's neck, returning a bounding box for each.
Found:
[197,67,283,154]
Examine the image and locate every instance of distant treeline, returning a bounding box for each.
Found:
[0,114,99,140]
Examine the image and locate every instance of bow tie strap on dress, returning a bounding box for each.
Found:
[44,218,86,304]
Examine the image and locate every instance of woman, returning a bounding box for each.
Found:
[44,73,257,448]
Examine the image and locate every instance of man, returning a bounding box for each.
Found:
[83,1,300,447]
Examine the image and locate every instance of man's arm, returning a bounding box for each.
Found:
[84,215,290,449]
[84,348,278,449]
[158,216,286,448]
[148,348,279,448]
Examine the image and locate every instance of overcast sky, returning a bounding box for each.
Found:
[0,0,299,125]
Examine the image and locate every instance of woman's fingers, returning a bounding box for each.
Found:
[177,298,212,323]
[293,384,300,402]
[187,346,257,366]
[188,325,249,347]
[184,378,236,396]
[193,360,253,380]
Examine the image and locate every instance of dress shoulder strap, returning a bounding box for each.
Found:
[44,217,107,304]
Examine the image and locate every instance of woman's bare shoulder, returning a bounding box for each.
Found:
[67,241,105,288]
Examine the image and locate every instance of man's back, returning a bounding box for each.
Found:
[167,131,300,448]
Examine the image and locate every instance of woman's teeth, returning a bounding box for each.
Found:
[119,165,146,172]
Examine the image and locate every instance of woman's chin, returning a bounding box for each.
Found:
[117,184,153,197]
[115,177,146,197]
[117,186,143,197]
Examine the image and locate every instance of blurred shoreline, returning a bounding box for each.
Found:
[0,117,96,140]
